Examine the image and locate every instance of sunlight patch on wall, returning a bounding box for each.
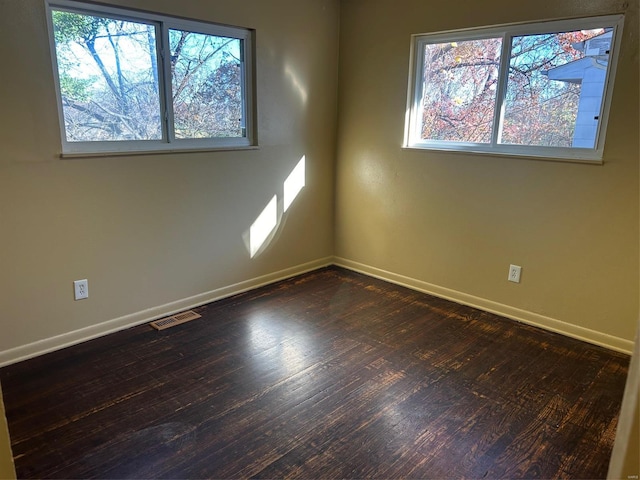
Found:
[246,155,307,258]
[249,195,278,258]
[284,155,306,212]
[284,64,308,105]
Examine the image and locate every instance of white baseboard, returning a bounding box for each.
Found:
[333,257,634,355]
[0,257,333,367]
[1,254,632,367]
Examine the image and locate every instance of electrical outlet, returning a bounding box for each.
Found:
[508,265,522,283]
[74,279,89,300]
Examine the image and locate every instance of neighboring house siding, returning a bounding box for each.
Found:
[544,30,612,148]
[574,62,607,148]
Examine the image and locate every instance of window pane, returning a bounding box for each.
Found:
[51,11,162,142]
[170,30,243,139]
[500,28,611,148]
[420,38,502,143]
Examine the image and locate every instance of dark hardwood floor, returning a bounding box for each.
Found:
[0,267,630,479]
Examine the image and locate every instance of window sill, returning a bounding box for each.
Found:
[401,145,604,165]
[60,145,260,159]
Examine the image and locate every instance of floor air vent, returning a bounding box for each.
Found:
[150,310,202,330]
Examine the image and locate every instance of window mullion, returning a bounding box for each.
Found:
[410,39,425,145]
[240,32,256,145]
[491,32,512,148]
[152,22,169,144]
[158,22,175,144]
[238,39,247,138]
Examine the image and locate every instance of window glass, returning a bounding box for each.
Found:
[420,38,502,143]
[169,29,243,139]
[52,11,161,142]
[501,29,611,148]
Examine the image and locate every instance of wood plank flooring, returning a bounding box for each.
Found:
[0,266,630,479]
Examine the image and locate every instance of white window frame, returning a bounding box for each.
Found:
[45,0,256,156]
[404,15,624,163]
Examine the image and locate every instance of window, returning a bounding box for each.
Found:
[45,0,255,155]
[404,15,623,162]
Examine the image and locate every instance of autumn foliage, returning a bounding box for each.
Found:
[419,28,606,147]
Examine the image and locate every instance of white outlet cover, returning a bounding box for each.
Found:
[74,279,89,300]
[508,265,522,283]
